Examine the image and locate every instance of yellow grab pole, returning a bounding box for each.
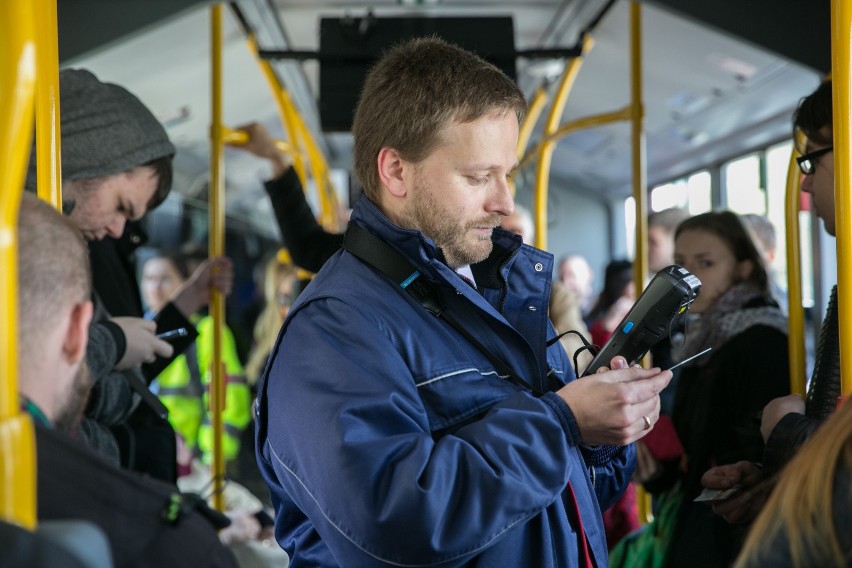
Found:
[0,0,38,529]
[512,86,549,197]
[831,0,852,402]
[34,0,62,210]
[290,109,338,228]
[628,0,653,525]
[785,135,807,396]
[246,36,308,189]
[518,86,549,159]
[520,108,631,170]
[209,2,226,511]
[630,1,648,290]
[245,38,339,230]
[533,35,593,250]
[222,125,292,154]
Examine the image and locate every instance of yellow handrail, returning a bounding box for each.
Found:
[244,36,339,230]
[627,1,653,525]
[289,106,339,229]
[0,0,38,529]
[785,134,807,396]
[512,85,549,198]
[222,125,293,155]
[208,2,226,511]
[34,0,62,211]
[831,0,852,402]
[518,85,549,159]
[246,36,309,191]
[532,35,593,250]
[630,1,648,293]
[521,108,631,170]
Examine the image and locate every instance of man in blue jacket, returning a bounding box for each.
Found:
[256,37,672,567]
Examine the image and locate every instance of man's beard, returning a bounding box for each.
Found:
[401,177,499,268]
[54,361,93,433]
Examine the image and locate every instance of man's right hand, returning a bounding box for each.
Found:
[700,461,766,524]
[556,356,672,445]
[111,317,174,369]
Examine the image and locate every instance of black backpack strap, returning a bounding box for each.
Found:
[342,222,547,397]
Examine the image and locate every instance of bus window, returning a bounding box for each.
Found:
[650,170,711,215]
[650,180,686,211]
[724,154,766,214]
[766,141,795,305]
[686,171,712,214]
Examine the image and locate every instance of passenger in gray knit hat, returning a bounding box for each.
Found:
[24,68,180,468]
[27,68,175,241]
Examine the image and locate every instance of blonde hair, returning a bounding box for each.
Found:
[245,256,298,384]
[735,402,852,567]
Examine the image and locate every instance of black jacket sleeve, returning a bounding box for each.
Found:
[762,412,820,474]
[264,168,344,273]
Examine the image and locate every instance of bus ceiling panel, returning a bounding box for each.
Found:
[643,0,831,74]
[57,0,211,63]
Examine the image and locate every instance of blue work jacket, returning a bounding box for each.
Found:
[256,197,634,567]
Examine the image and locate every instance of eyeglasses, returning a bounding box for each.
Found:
[796,145,833,175]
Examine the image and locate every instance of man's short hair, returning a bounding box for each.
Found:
[648,208,689,234]
[793,80,832,149]
[352,36,527,201]
[18,194,91,361]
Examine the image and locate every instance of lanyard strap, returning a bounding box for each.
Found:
[342,222,548,397]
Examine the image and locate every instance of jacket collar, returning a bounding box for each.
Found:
[349,196,524,288]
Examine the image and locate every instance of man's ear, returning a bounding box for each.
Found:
[62,300,94,364]
[377,147,408,198]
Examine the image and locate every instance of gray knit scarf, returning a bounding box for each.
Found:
[673,282,787,368]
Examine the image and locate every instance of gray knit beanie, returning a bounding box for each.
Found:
[26,68,175,188]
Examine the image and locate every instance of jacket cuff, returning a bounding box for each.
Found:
[763,412,818,475]
[264,168,300,199]
[99,320,126,365]
[540,392,581,446]
[579,443,622,466]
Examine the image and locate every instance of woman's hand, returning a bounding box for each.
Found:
[170,256,234,317]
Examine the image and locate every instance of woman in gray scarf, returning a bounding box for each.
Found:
[613,211,790,568]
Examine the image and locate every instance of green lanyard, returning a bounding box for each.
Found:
[21,397,51,427]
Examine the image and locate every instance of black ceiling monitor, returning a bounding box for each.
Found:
[319,15,517,132]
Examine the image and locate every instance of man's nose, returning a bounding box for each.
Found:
[488,177,514,216]
[105,216,127,238]
[800,173,814,194]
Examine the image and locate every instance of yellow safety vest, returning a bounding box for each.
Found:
[156,315,251,464]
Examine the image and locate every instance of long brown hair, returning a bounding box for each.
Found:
[675,210,770,295]
[793,80,832,151]
[735,401,852,567]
